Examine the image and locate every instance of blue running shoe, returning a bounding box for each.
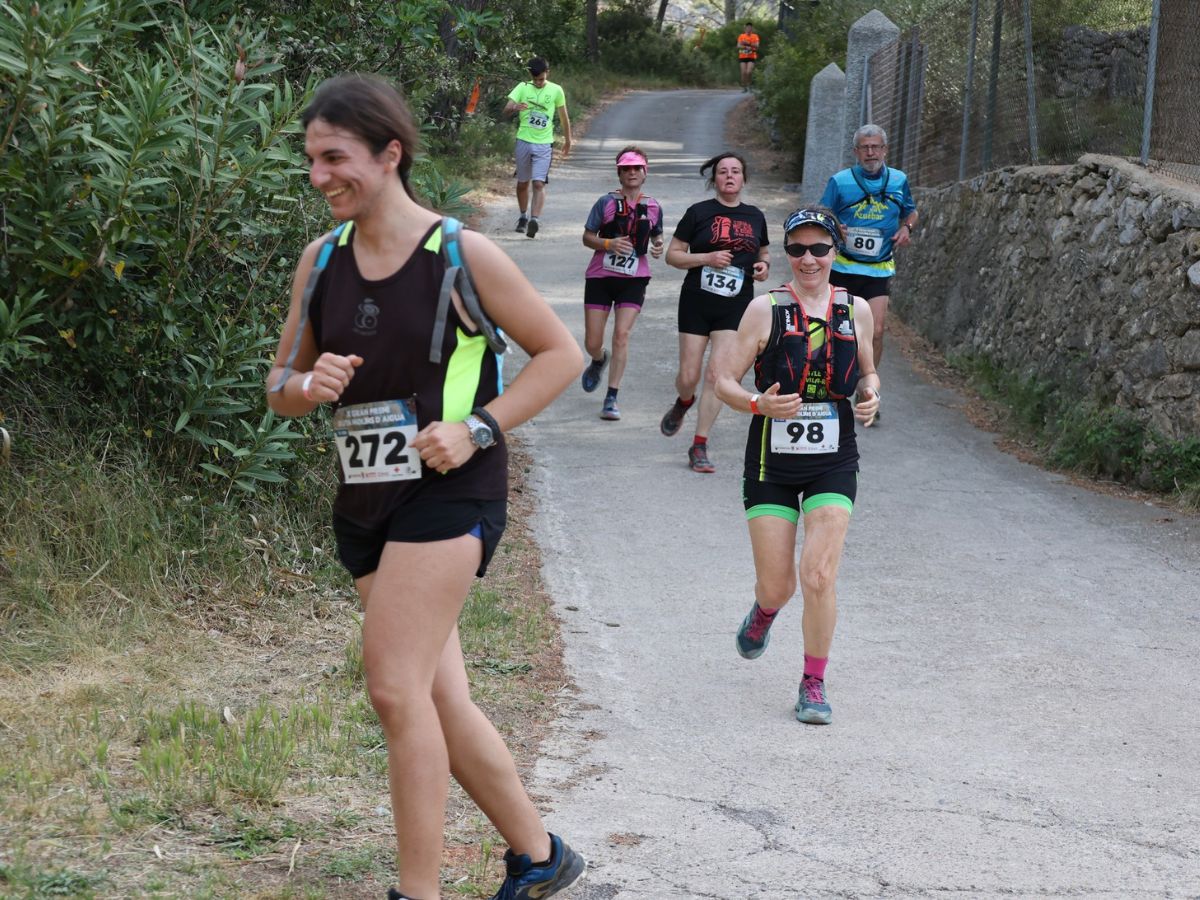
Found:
[600,395,620,420]
[581,351,609,393]
[490,833,586,900]
[735,603,775,659]
[795,675,832,725]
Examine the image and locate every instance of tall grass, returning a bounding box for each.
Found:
[951,354,1200,506]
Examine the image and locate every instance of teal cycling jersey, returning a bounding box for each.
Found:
[819,165,916,278]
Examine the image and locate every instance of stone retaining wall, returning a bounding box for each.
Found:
[892,154,1200,445]
[1046,25,1148,100]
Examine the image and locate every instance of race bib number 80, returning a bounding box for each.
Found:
[845,226,885,261]
[770,403,840,454]
[333,398,421,483]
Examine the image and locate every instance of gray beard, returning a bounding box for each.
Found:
[859,161,884,176]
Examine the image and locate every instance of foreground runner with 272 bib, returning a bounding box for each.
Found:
[267,74,586,900]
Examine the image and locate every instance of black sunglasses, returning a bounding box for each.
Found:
[784,242,835,258]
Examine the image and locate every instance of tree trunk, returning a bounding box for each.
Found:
[725,0,737,25]
[428,1,489,138]
[656,0,669,31]
[587,0,599,62]
[1149,0,1198,167]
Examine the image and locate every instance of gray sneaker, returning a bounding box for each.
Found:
[515,215,528,232]
[600,395,620,420]
[581,351,609,393]
[795,676,832,725]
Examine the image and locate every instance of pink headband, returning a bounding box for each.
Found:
[616,151,647,170]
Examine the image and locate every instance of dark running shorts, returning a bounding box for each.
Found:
[677,286,751,335]
[742,471,858,524]
[333,497,507,579]
[584,276,650,310]
[830,269,891,300]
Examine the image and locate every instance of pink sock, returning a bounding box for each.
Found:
[804,654,827,680]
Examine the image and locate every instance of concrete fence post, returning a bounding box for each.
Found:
[801,63,847,201]
[843,9,901,167]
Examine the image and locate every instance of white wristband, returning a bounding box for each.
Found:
[301,372,315,402]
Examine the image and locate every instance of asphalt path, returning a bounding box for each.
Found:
[481,89,1200,898]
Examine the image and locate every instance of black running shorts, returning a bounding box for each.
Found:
[829,270,891,300]
[677,286,751,335]
[742,471,858,524]
[584,276,650,310]
[333,497,507,579]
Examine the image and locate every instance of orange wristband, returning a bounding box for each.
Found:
[749,393,760,415]
[603,239,610,251]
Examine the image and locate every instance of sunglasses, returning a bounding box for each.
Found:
[784,242,835,258]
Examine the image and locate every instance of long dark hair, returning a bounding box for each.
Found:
[700,152,749,190]
[302,74,421,200]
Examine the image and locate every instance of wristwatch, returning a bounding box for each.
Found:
[464,414,496,449]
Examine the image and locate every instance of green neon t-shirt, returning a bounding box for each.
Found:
[507,80,566,145]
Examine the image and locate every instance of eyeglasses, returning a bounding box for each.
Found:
[855,144,885,152]
[784,242,835,258]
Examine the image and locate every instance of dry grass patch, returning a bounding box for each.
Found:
[0,433,567,899]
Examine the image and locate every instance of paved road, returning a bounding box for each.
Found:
[483,90,1200,898]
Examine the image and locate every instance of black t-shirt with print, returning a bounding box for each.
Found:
[672,198,769,300]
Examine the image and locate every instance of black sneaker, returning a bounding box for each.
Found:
[526,217,540,238]
[687,443,715,473]
[386,890,421,900]
[660,397,691,436]
[489,833,586,900]
[515,215,528,233]
[580,351,608,393]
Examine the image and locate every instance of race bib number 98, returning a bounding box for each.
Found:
[333,398,421,483]
[770,403,840,454]
[700,264,745,297]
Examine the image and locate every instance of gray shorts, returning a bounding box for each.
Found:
[515,139,553,183]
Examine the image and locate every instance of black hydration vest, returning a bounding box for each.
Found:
[754,286,859,401]
[597,194,652,256]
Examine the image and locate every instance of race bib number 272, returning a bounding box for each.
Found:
[333,398,421,483]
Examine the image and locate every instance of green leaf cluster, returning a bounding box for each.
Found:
[0,1,530,496]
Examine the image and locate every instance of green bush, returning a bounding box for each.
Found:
[950,353,1200,503]
[0,1,319,493]
[596,2,715,84]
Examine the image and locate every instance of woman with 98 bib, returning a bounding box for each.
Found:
[714,207,880,726]
[267,75,585,900]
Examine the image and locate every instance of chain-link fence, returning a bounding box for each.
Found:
[862,0,1198,188]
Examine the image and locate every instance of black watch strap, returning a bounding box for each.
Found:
[471,406,501,441]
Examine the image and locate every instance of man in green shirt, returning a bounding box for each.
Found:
[504,57,572,238]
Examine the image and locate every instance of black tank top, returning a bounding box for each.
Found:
[743,294,858,484]
[310,221,507,526]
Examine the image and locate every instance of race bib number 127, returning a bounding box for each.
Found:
[333,398,421,483]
